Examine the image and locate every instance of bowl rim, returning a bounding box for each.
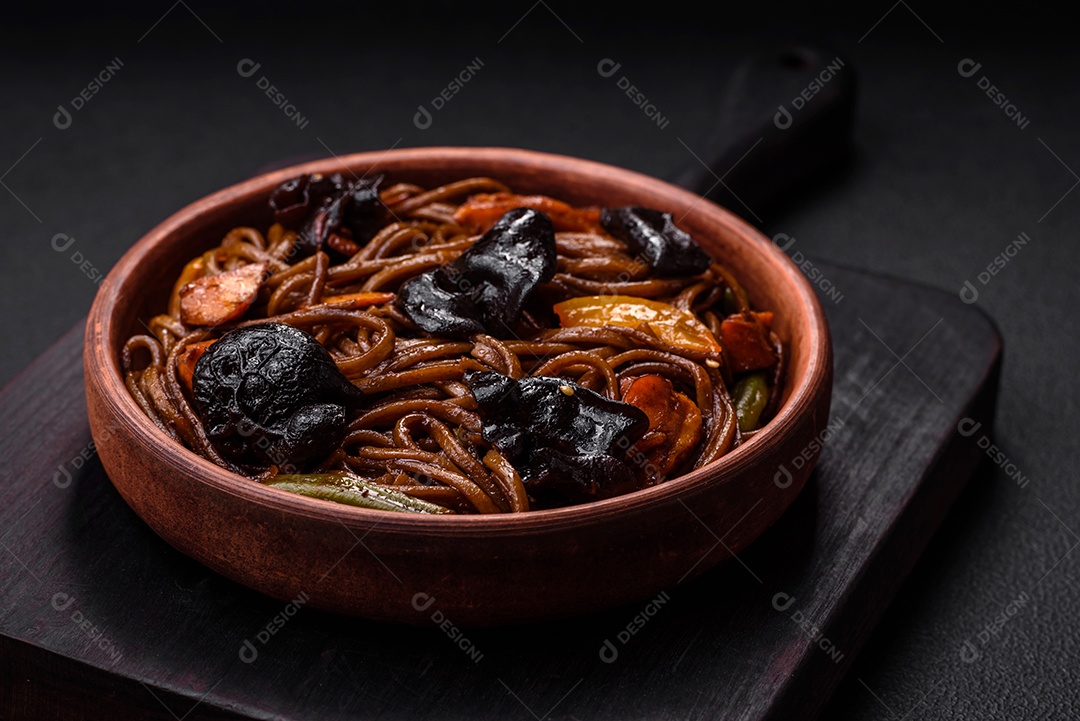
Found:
[86,145,831,533]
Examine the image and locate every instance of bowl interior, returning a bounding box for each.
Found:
[97,146,825,523]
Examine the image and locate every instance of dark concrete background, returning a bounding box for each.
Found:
[2,2,1077,718]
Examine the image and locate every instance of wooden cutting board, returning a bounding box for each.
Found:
[0,262,1000,721]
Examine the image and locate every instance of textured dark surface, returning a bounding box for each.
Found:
[0,264,998,720]
[2,3,1078,719]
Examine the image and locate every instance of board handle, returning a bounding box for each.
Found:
[670,43,857,225]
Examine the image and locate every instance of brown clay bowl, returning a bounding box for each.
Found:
[84,147,832,626]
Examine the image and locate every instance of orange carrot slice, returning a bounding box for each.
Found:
[453,193,602,234]
[177,340,215,395]
[720,314,777,373]
[621,374,703,477]
[179,262,269,326]
[318,291,396,309]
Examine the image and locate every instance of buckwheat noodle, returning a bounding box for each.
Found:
[121,177,782,514]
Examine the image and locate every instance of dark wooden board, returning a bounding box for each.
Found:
[0,262,1001,721]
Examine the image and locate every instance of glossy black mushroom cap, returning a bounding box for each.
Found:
[464,370,650,505]
[269,172,387,260]
[192,323,363,470]
[396,207,557,338]
[600,206,712,275]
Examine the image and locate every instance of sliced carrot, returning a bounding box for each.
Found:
[318,291,396,309]
[453,192,603,234]
[621,374,703,478]
[179,262,269,327]
[720,314,777,373]
[326,232,361,257]
[177,340,215,395]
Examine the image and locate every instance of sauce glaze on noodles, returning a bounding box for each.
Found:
[121,176,783,514]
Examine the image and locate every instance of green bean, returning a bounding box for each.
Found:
[733,373,769,433]
[266,473,454,514]
[721,286,742,316]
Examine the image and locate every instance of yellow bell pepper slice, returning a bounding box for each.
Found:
[553,295,722,356]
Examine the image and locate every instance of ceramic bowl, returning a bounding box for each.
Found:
[84,147,832,626]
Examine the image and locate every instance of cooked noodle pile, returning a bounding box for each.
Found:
[122,176,783,514]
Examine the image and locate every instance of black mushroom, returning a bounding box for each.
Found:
[192,323,364,470]
[268,172,387,260]
[269,172,348,228]
[464,370,650,505]
[396,207,557,338]
[600,206,712,275]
